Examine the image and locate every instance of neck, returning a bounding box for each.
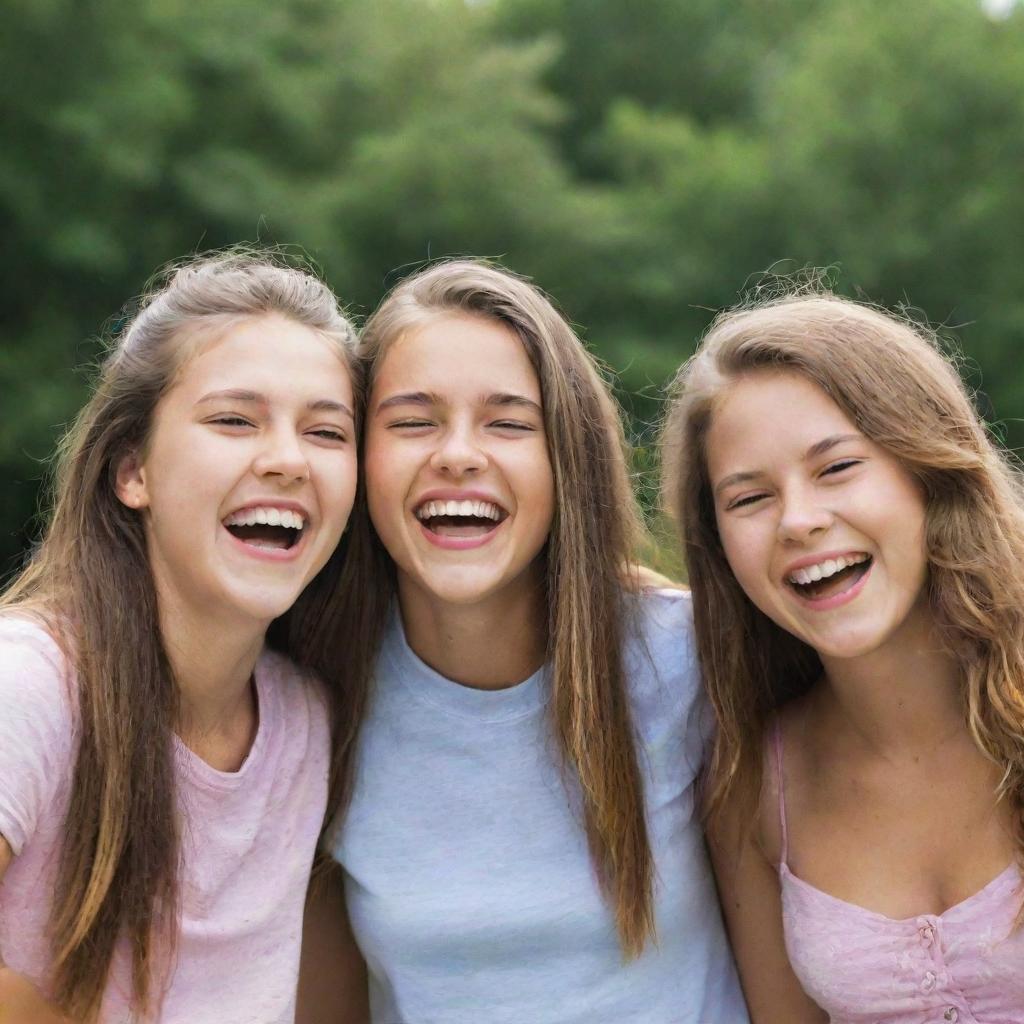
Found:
[156,590,265,739]
[817,603,963,757]
[397,572,548,690]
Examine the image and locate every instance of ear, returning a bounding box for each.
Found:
[114,451,150,510]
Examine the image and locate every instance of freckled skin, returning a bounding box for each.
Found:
[707,371,929,662]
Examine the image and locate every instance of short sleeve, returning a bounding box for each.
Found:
[0,618,75,856]
[623,588,717,779]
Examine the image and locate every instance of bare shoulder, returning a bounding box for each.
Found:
[706,755,828,1023]
[756,689,826,868]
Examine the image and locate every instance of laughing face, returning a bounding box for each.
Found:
[706,370,930,662]
[115,313,357,627]
[365,312,555,613]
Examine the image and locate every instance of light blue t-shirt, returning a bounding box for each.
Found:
[330,589,748,1023]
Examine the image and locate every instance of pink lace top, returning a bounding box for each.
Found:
[771,722,1024,1023]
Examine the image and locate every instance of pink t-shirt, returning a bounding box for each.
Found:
[771,720,1024,1023]
[0,616,330,1024]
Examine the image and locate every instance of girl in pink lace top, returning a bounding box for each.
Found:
[662,291,1024,1022]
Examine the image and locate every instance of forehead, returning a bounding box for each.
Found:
[372,313,540,401]
[706,371,856,475]
[173,313,353,399]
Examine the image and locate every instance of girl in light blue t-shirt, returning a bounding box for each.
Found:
[314,259,747,1024]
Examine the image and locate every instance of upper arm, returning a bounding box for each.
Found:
[0,624,68,971]
[295,863,369,1024]
[0,833,11,966]
[0,627,80,1021]
[0,836,11,882]
[0,624,73,859]
[708,801,828,1024]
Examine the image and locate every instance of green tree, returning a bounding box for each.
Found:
[4,0,1024,570]
[0,0,591,570]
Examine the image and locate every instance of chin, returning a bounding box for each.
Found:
[807,631,889,662]
[405,566,504,606]
[225,586,309,625]
[424,581,498,606]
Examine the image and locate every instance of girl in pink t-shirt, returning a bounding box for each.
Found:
[662,292,1024,1022]
[0,252,361,1023]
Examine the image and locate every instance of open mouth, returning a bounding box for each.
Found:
[414,498,507,539]
[223,507,305,551]
[787,553,872,601]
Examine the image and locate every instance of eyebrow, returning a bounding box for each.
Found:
[806,433,861,459]
[196,389,354,421]
[374,391,443,413]
[713,433,863,496]
[484,392,543,414]
[374,391,542,415]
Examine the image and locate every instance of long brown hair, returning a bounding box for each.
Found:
[309,258,657,956]
[2,250,359,1020]
[662,291,1024,868]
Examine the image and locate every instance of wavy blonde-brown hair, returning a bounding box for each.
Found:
[661,291,1024,861]
[309,258,657,956]
[2,250,359,1020]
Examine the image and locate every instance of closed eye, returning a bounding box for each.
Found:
[822,458,862,476]
[308,427,349,443]
[210,415,254,428]
[725,492,769,511]
[490,420,536,432]
[388,418,434,430]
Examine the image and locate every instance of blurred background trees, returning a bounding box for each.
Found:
[3,0,1022,572]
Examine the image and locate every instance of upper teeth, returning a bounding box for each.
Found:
[788,553,868,586]
[416,500,502,521]
[224,507,306,530]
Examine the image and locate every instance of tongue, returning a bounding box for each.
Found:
[229,524,293,549]
[428,516,495,538]
[247,537,291,550]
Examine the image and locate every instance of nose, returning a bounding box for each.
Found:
[253,427,309,484]
[429,421,488,476]
[777,482,832,543]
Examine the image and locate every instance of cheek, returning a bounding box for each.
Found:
[327,454,359,513]
[364,434,400,505]
[523,450,556,535]
[717,520,770,601]
[363,443,412,549]
[894,509,930,588]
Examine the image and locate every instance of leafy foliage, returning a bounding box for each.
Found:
[3,0,1023,572]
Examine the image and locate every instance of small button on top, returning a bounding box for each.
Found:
[943,1008,958,1023]
[917,922,935,947]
